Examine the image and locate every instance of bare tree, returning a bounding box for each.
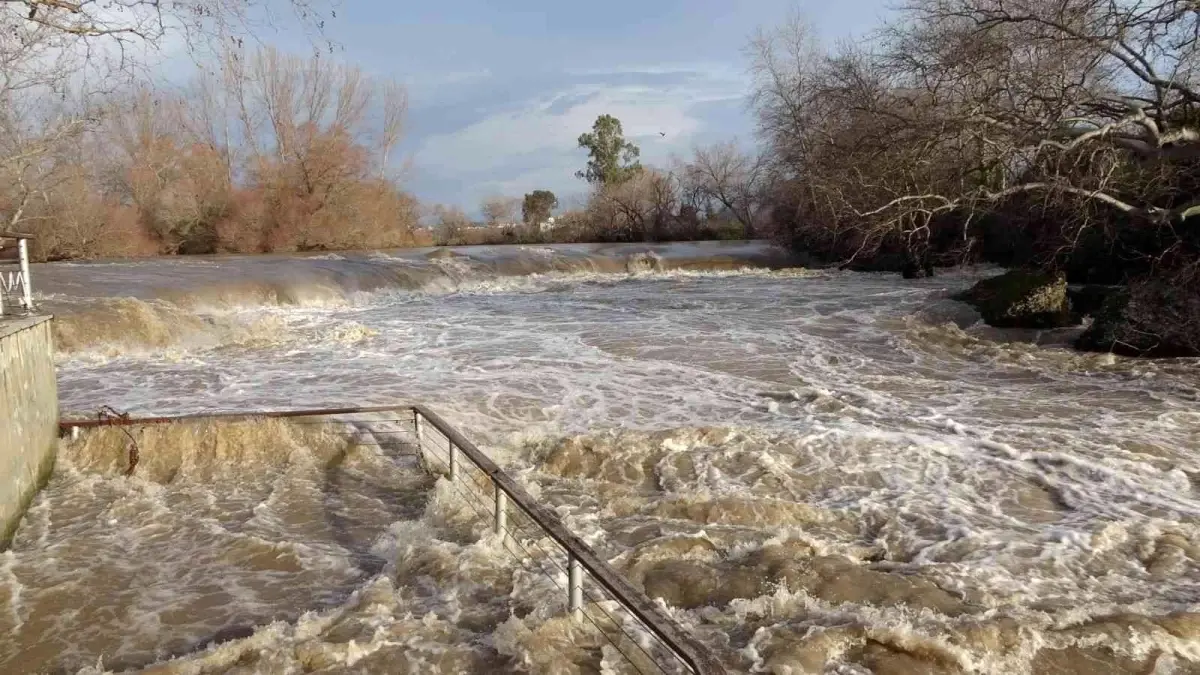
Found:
[431,204,471,246]
[0,0,333,255]
[753,1,1200,271]
[232,46,409,250]
[588,169,679,241]
[480,195,520,227]
[678,142,767,237]
[1,1,333,64]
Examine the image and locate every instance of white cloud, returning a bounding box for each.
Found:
[411,66,746,207]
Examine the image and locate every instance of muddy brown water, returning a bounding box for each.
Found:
[1,241,1198,673]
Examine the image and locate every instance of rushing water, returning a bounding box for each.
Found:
[2,241,1199,674]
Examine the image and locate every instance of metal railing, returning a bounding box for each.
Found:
[0,231,35,316]
[60,404,726,675]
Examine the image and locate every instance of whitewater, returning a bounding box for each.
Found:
[1,241,1198,674]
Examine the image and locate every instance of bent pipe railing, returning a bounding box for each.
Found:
[59,404,726,675]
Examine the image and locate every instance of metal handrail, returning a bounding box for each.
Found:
[59,405,726,675]
[412,406,725,675]
[0,232,35,316]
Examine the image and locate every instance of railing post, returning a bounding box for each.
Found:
[449,441,459,480]
[18,238,32,312]
[414,409,425,448]
[494,484,507,534]
[569,554,583,622]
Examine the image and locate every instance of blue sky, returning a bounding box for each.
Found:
[276,0,891,213]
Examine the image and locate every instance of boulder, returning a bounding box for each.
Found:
[954,270,1073,328]
[1067,285,1117,323]
[1075,283,1200,357]
[902,259,935,279]
[838,252,907,273]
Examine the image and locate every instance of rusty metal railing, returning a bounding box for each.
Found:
[60,405,725,675]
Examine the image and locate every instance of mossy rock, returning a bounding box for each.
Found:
[955,270,1073,328]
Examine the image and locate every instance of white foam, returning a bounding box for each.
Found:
[30,250,1200,672]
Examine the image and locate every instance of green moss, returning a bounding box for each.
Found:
[955,270,1072,328]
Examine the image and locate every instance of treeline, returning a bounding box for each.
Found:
[741,0,1200,353]
[746,2,1195,277]
[4,45,422,261]
[432,115,765,247]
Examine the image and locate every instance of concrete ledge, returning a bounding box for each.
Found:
[0,315,58,548]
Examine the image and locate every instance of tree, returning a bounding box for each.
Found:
[587,169,678,242]
[431,204,471,246]
[0,1,334,257]
[751,2,1200,273]
[576,114,642,186]
[481,195,520,227]
[234,46,410,251]
[2,1,332,61]
[677,142,767,238]
[522,189,558,225]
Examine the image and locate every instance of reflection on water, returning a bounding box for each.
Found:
[2,241,1198,673]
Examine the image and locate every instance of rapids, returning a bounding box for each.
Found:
[2,241,1198,674]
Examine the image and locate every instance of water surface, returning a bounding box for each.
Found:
[3,241,1198,673]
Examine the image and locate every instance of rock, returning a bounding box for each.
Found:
[1066,284,1116,322]
[625,251,663,273]
[954,270,1073,328]
[839,252,906,273]
[902,259,935,279]
[1075,282,1200,357]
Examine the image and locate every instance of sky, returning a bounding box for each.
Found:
[268,0,892,214]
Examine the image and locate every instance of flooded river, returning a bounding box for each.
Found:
[2,241,1198,673]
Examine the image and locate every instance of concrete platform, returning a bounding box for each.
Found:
[0,315,58,547]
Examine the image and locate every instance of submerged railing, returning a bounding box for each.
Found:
[0,232,35,316]
[60,405,726,675]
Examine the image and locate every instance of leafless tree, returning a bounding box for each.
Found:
[431,204,471,246]
[480,195,520,227]
[219,46,410,250]
[0,0,333,253]
[588,168,679,241]
[752,1,1200,270]
[677,141,767,237]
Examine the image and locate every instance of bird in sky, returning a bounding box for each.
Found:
[659,131,666,137]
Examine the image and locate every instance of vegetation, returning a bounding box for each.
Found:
[459,114,759,246]
[481,196,521,228]
[0,2,758,260]
[737,1,1200,355]
[0,1,421,260]
[12,0,1194,355]
[522,190,558,226]
[575,114,643,186]
[431,205,473,247]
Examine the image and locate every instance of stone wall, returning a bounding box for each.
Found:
[0,316,58,547]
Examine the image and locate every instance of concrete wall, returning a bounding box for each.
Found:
[0,316,58,547]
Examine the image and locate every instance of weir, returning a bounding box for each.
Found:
[60,405,727,675]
